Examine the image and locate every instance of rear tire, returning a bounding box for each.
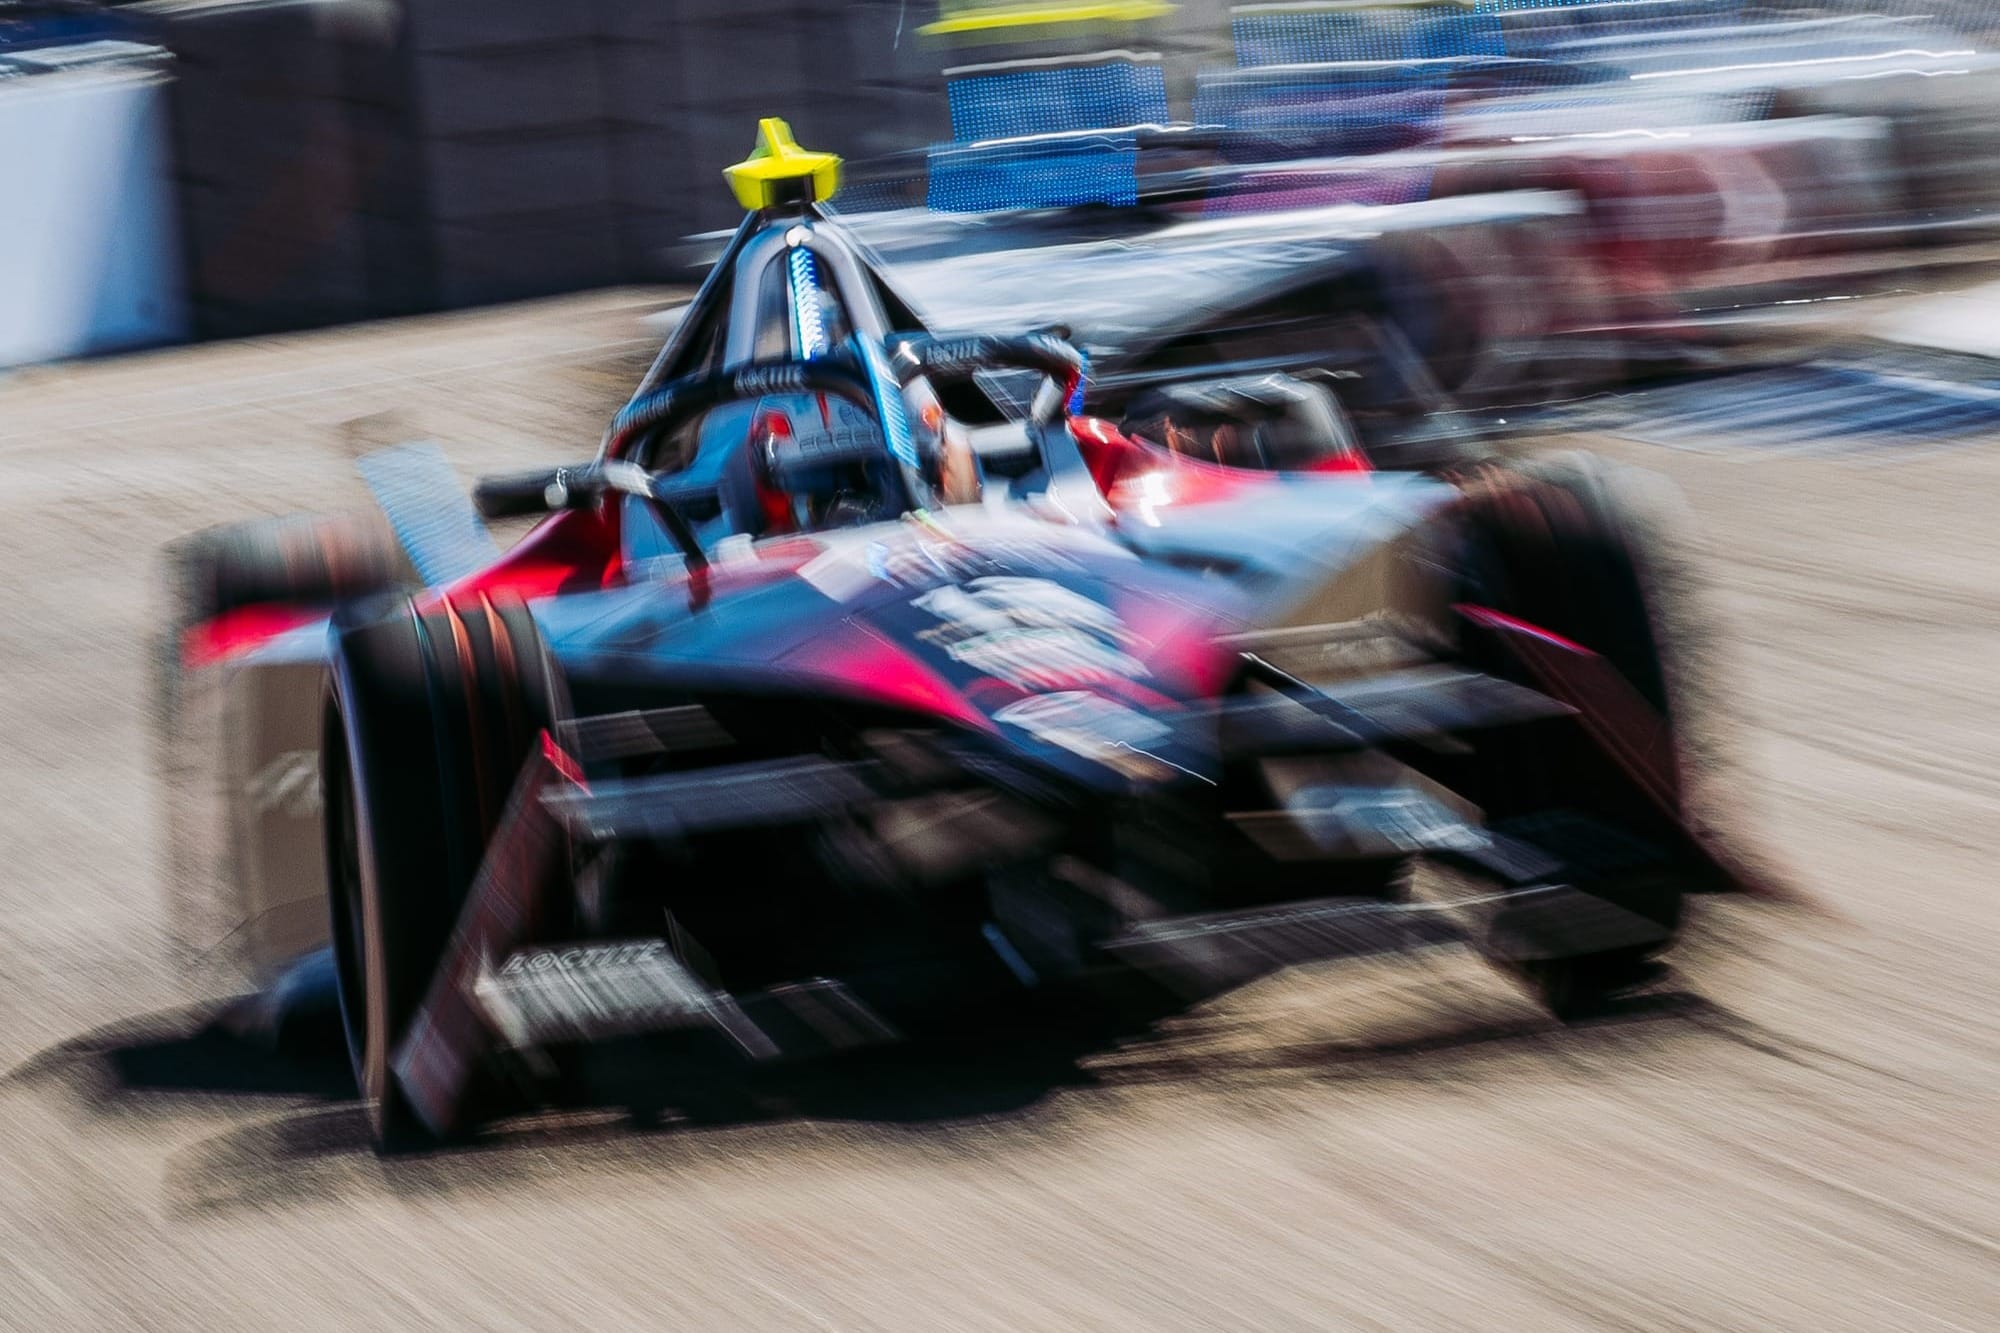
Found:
[1449,454,1681,820]
[323,593,561,1151]
[1446,455,1689,1016]
[156,514,405,985]
[172,513,404,625]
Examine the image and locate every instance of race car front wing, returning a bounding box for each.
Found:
[391,619,1744,1138]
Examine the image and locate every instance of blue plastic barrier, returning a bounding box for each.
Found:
[928,54,1167,212]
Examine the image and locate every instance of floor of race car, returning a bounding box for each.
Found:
[1,289,1996,1330]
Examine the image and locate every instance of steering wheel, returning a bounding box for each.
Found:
[883,332,1086,430]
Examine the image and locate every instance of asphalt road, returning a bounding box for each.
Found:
[0,293,1994,1330]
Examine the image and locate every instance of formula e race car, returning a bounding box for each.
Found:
[158,123,1750,1151]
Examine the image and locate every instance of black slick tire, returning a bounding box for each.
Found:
[323,592,560,1152]
[1446,456,1688,1018]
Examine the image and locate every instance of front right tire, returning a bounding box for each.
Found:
[1445,454,1692,1018]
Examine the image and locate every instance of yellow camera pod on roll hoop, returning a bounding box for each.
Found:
[723,118,843,211]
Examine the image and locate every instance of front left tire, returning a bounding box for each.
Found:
[323,592,561,1150]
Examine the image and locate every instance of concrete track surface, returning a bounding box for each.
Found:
[0,293,1995,1331]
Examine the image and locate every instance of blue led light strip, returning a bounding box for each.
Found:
[788,245,829,360]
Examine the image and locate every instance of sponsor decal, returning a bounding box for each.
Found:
[913,576,1148,693]
[473,937,777,1054]
[794,513,1123,604]
[992,690,1180,782]
[495,940,667,976]
[866,535,1085,592]
[993,690,1169,749]
[732,364,814,395]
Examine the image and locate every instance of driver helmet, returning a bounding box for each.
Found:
[734,392,902,535]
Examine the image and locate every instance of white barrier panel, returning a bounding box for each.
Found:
[0,46,187,368]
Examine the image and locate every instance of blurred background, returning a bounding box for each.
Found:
[7,0,2000,365]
